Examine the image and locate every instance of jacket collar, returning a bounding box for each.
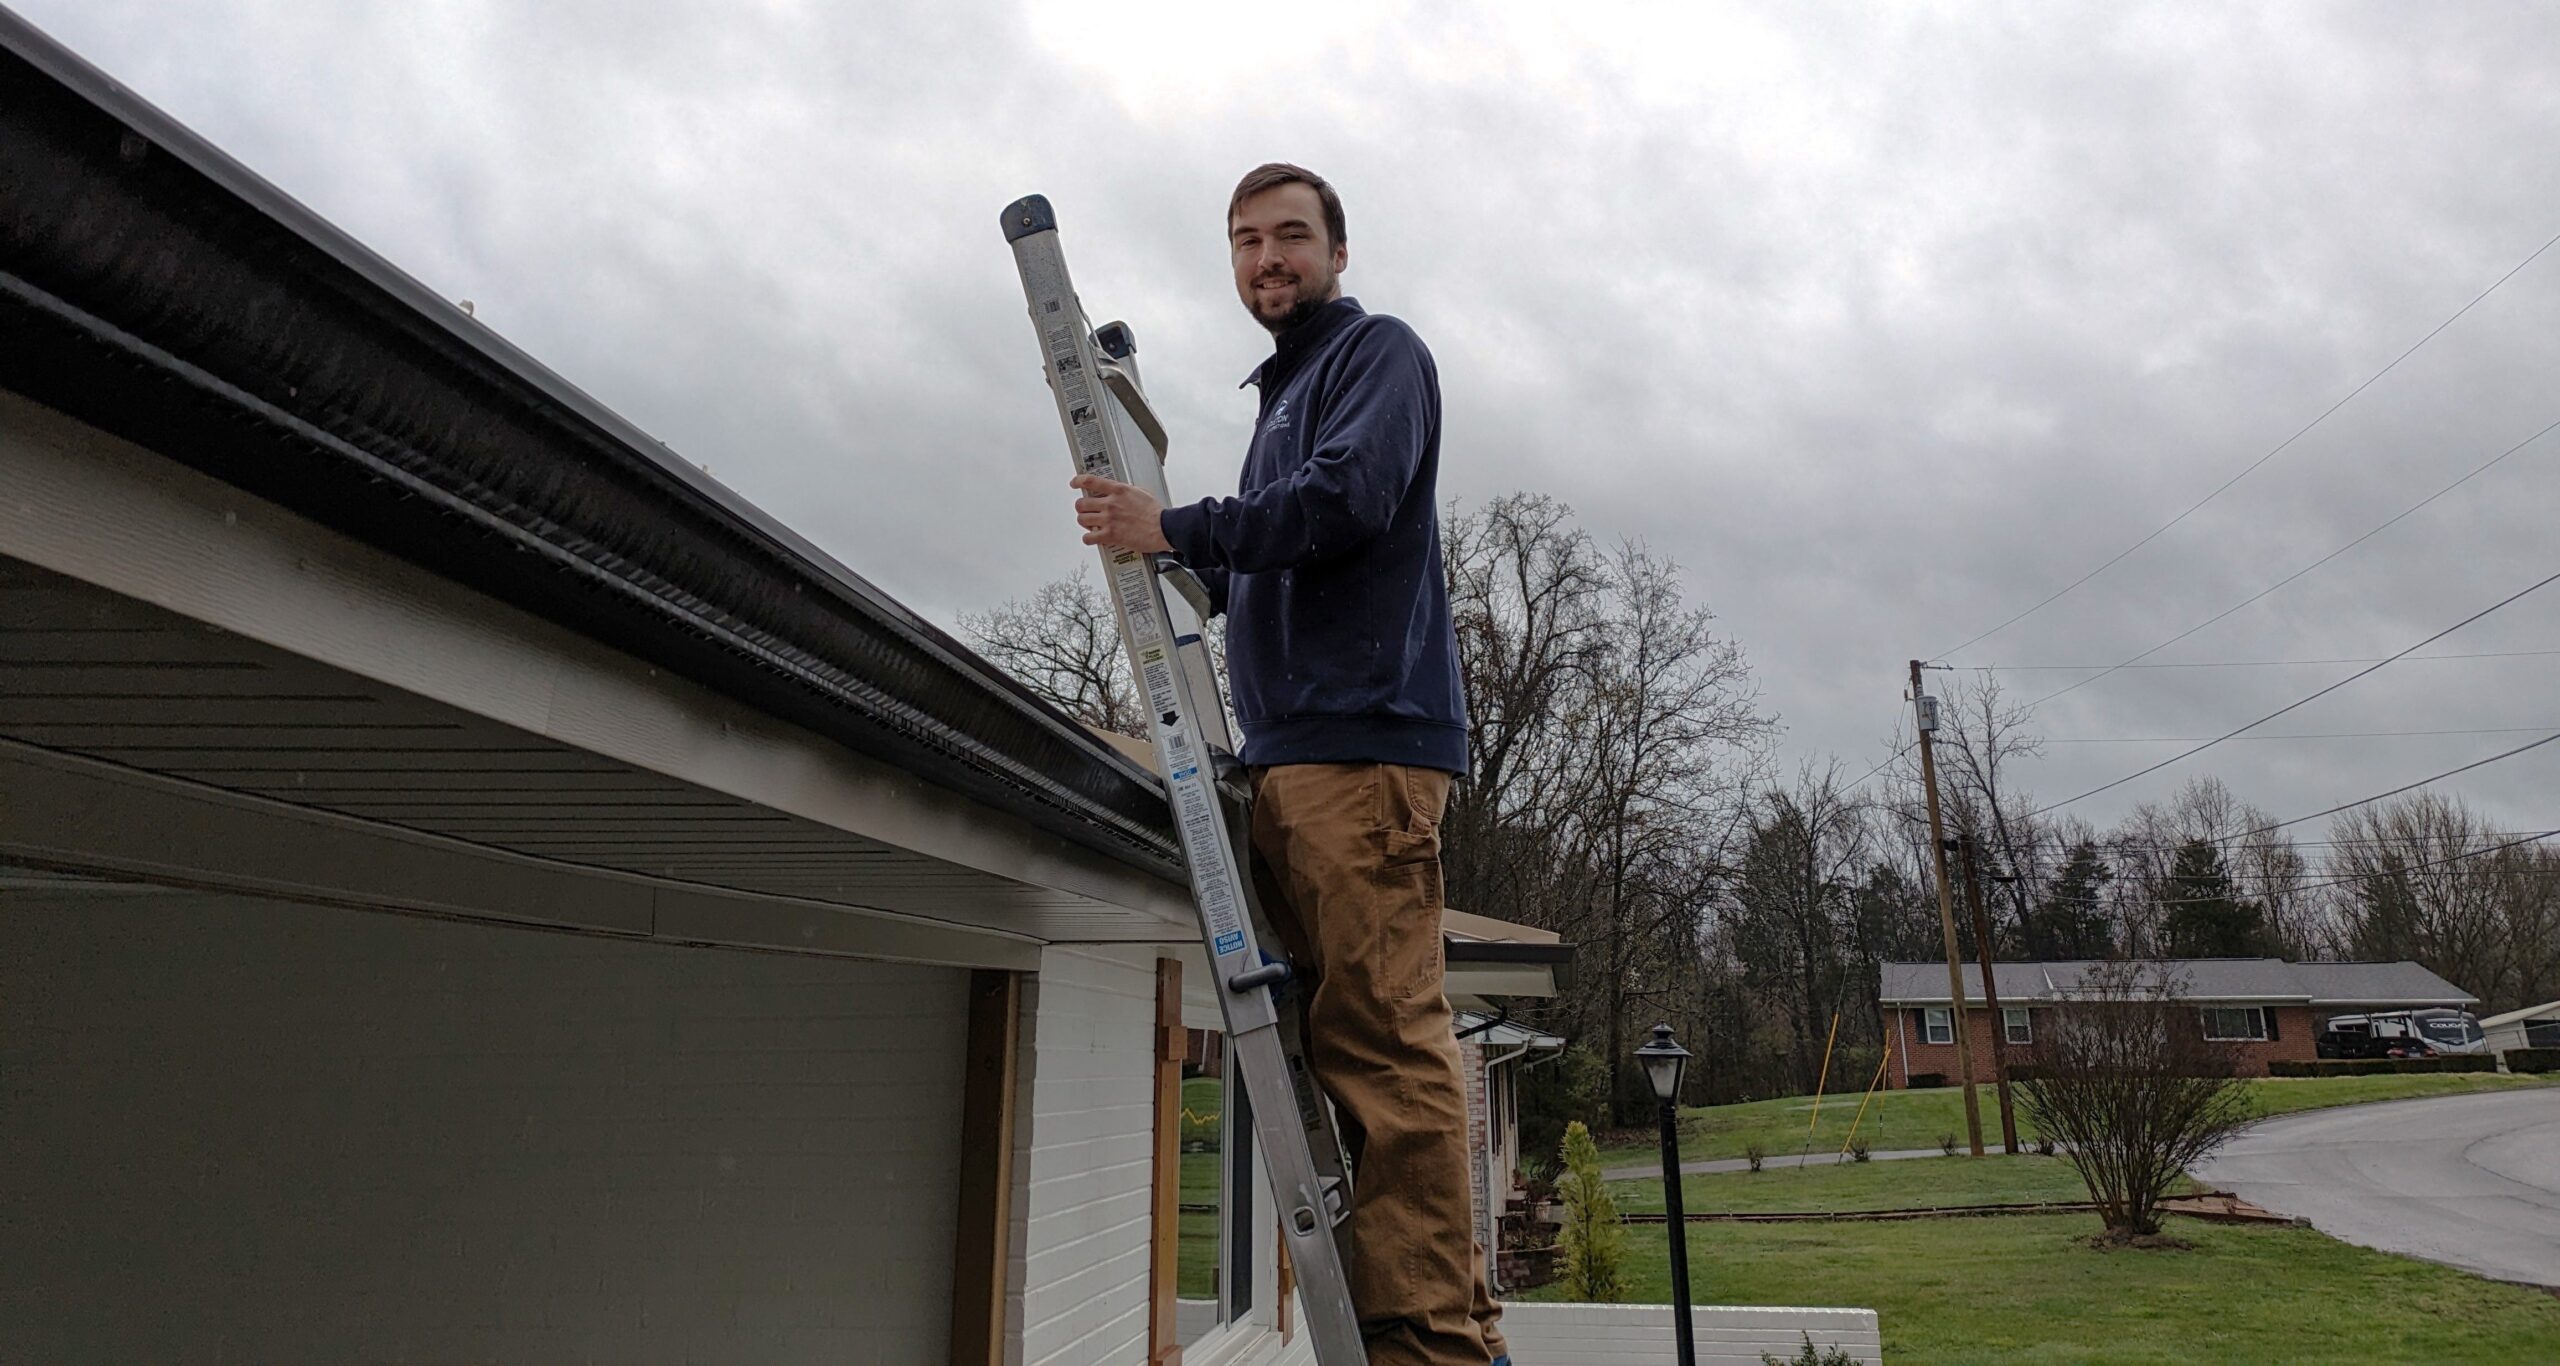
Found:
[1241,296,1364,389]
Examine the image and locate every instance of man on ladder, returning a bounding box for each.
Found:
[1069,162,1507,1366]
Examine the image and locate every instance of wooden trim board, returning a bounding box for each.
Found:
[1148,956,1184,1366]
[947,970,1022,1366]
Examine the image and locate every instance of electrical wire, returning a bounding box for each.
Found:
[1976,649,2560,671]
[1939,225,2560,660]
[2026,415,2560,708]
[1846,739,1915,791]
[2036,828,2559,906]
[2242,731,2560,837]
[2031,567,2560,817]
[2042,725,2557,744]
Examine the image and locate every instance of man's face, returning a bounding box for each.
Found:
[1230,182,1347,335]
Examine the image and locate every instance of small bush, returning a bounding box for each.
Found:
[1762,1332,1861,1366]
[2268,1055,2499,1077]
[1938,1131,1959,1156]
[1907,1071,1948,1089]
[1556,1121,1626,1301]
[2019,962,2255,1238]
[2505,1047,2560,1074]
[2034,1133,2058,1157]
[2006,1063,2047,1082]
[1521,1154,1561,1206]
[1848,1135,1873,1162]
[1744,1141,1766,1173]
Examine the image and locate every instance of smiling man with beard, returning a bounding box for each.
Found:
[1069,164,1499,1366]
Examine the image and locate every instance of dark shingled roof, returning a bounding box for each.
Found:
[1877,959,2476,1008]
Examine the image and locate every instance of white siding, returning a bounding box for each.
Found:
[1009,946,1161,1366]
[0,885,968,1365]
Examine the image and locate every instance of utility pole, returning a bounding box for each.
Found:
[1910,659,1984,1157]
[1958,833,2020,1154]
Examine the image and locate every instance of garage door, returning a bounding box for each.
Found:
[1,878,969,1363]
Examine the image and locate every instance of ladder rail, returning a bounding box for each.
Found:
[1000,194,1366,1363]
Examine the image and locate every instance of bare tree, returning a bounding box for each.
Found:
[2323,793,2560,1012]
[1441,493,1611,919]
[2106,778,2302,956]
[2018,961,2254,1243]
[1566,539,1773,1117]
[1729,763,1874,1092]
[1929,674,2052,956]
[959,568,1143,737]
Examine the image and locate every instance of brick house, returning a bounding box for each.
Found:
[1877,959,2477,1087]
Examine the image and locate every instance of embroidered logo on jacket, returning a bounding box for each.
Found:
[1262,398,1293,436]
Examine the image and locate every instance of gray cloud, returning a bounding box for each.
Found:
[27,0,2559,831]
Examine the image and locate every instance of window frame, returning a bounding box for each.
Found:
[1922,1006,1954,1045]
[2003,1006,2032,1046]
[2200,1005,2269,1042]
[1168,985,1287,1365]
[1220,1052,1254,1324]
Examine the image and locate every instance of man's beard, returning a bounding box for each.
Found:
[1248,272,1335,335]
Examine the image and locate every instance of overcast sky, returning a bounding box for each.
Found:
[27,0,2559,836]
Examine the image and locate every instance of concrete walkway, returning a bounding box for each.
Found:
[2192,1088,2560,1287]
[1602,1146,1947,1181]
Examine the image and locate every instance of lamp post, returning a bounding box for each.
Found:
[1636,1023,1697,1366]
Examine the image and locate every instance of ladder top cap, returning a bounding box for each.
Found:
[1001,194,1057,242]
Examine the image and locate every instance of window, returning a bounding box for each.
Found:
[1921,1007,1953,1045]
[2201,1006,2268,1042]
[2003,1006,2032,1046]
[1175,1032,1231,1345]
[1173,1030,1256,1347]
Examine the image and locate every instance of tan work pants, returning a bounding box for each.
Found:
[1249,762,1506,1365]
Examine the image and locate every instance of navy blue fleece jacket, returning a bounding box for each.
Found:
[1159,297,1468,774]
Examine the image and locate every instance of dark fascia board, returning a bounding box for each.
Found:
[0,12,1180,878]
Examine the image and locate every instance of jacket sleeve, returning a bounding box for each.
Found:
[1158,323,1434,575]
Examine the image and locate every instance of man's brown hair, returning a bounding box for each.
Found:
[1228,162,1347,249]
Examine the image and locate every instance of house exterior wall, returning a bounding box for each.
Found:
[0,885,970,1364]
[1011,945,1312,1366]
[1886,1003,2317,1086]
[1007,946,1160,1365]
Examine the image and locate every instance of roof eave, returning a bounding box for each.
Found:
[0,14,1181,879]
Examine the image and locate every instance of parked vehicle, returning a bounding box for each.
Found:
[2317,1009,2485,1059]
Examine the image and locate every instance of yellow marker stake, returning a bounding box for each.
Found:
[1806,1012,1841,1141]
[1837,1039,1894,1161]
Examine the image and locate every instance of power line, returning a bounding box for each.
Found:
[1977,649,2560,672]
[2244,731,2560,837]
[2025,414,2560,708]
[2088,830,2556,853]
[2030,733,2557,862]
[2043,725,2558,744]
[2032,566,2560,817]
[2038,828,2559,906]
[1846,739,1914,791]
[1940,224,2560,660]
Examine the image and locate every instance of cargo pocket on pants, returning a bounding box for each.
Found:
[1376,766,1448,1003]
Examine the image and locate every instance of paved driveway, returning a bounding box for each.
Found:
[2192,1087,2560,1286]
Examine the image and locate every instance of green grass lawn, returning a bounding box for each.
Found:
[1177,1149,1221,1297]
[1608,1152,2134,1216]
[1523,1212,2560,1364]
[1591,1071,2553,1171]
[1177,1072,1227,1298]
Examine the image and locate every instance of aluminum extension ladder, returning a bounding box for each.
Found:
[1001,194,1366,1362]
